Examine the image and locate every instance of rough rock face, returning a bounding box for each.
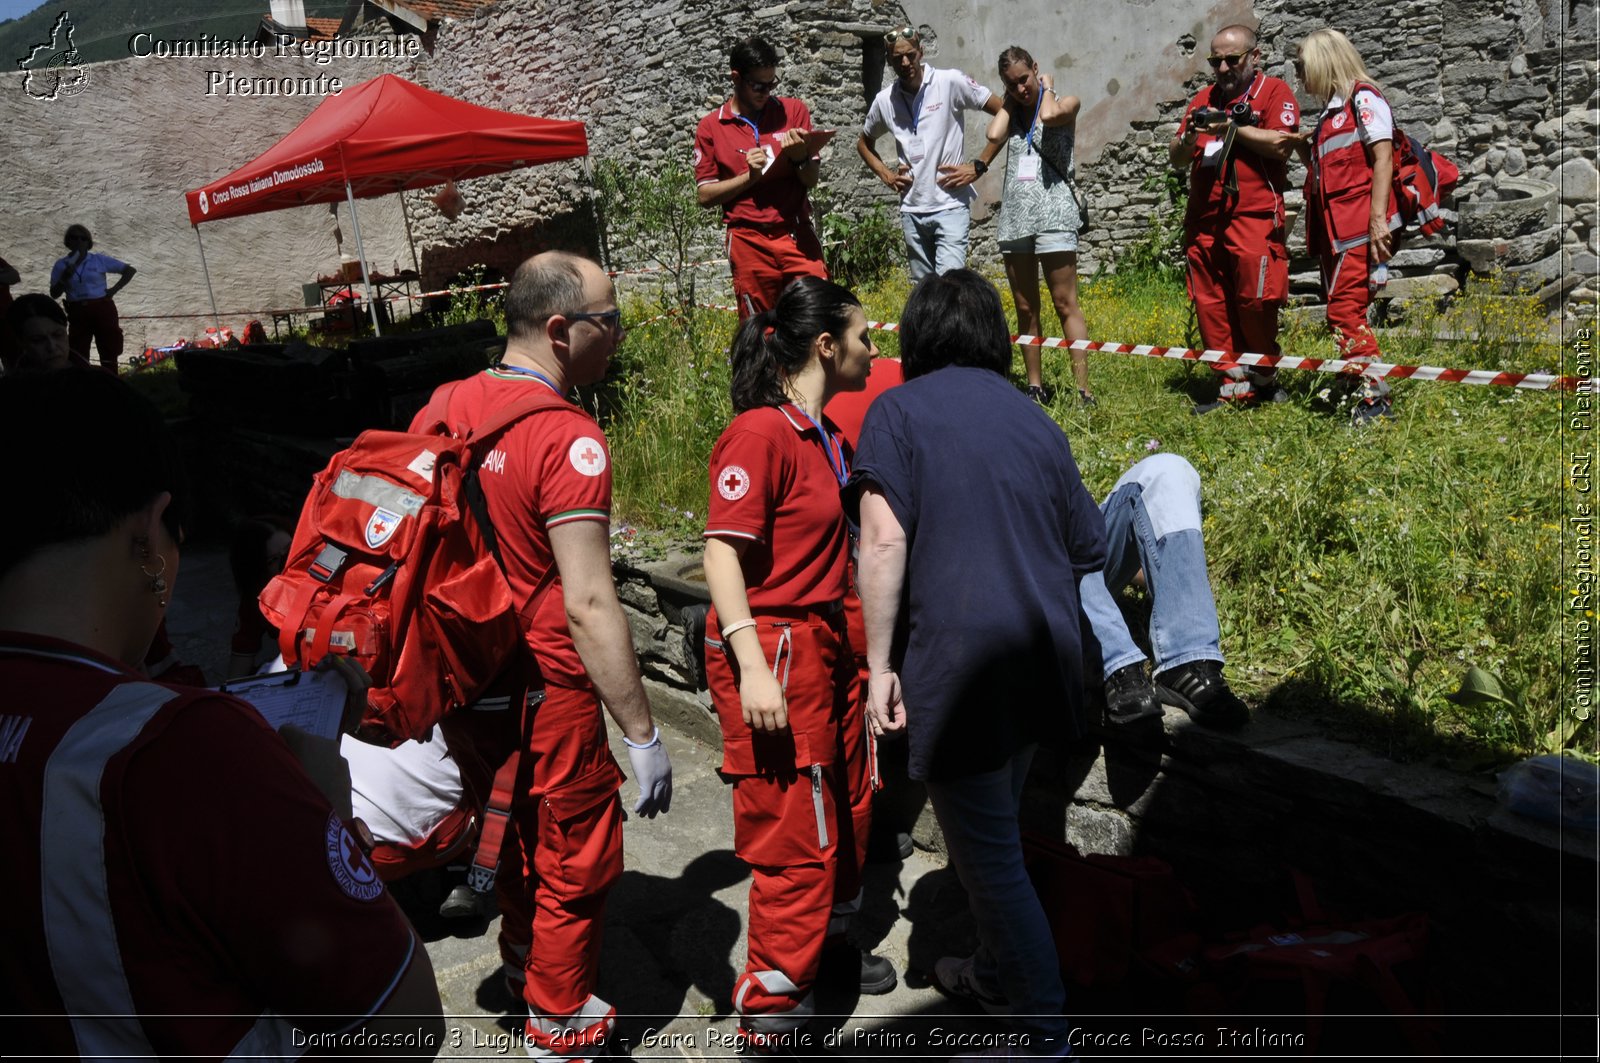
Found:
[2,0,1592,335]
[1081,0,1597,318]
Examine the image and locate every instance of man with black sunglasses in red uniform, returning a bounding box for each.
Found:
[694,37,830,319]
[1170,25,1306,414]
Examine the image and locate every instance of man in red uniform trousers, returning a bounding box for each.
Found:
[416,252,673,1061]
[695,36,829,319]
[1169,25,1303,413]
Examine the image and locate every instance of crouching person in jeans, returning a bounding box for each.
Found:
[1087,453,1249,730]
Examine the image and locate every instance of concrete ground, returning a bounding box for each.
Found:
[164,545,1020,1061]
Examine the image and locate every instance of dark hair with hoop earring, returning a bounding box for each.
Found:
[997,45,1035,76]
[728,277,861,413]
[899,269,1012,380]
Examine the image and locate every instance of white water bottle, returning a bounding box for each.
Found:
[1370,262,1389,293]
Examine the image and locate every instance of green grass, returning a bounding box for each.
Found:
[601,268,1571,764]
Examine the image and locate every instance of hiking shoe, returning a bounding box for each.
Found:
[1350,396,1394,426]
[1260,385,1290,404]
[821,937,897,995]
[932,954,1010,1016]
[1103,663,1164,733]
[1191,398,1229,416]
[1154,660,1249,731]
[1025,384,1052,405]
[1078,389,1097,408]
[439,883,484,920]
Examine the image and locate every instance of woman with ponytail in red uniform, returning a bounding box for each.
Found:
[1296,28,1398,424]
[701,277,893,1053]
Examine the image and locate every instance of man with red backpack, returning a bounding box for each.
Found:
[417,251,673,1061]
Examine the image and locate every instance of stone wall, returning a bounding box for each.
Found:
[404,0,900,287]
[1076,0,1598,316]
[3,0,1593,347]
[0,45,424,351]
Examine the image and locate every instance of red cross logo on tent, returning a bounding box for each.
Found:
[717,464,752,501]
[568,436,608,477]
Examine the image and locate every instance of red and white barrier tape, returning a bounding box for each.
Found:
[697,303,1576,392]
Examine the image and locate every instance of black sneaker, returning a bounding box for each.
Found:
[1154,660,1249,731]
[1025,384,1052,405]
[821,937,897,995]
[931,955,1010,1016]
[1103,663,1164,732]
[1350,396,1394,426]
[1078,389,1098,408]
[1260,386,1290,404]
[439,883,484,920]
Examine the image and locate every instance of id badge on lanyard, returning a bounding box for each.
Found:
[899,81,928,166]
[1016,90,1045,182]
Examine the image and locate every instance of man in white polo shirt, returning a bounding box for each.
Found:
[857,26,1003,281]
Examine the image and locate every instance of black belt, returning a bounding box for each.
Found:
[754,600,843,621]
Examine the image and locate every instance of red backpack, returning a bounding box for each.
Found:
[259,381,569,744]
[1350,83,1460,239]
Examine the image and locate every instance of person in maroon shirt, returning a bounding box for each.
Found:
[1169,25,1305,412]
[0,370,442,1059]
[695,37,830,318]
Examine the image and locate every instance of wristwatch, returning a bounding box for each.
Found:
[972,158,989,177]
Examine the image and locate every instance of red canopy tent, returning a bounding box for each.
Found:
[184,73,588,331]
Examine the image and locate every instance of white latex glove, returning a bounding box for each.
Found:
[624,726,673,817]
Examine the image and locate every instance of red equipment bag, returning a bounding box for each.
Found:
[259,380,569,744]
[1022,831,1197,987]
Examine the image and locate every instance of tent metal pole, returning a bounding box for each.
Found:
[398,188,422,278]
[194,226,221,331]
[344,179,382,335]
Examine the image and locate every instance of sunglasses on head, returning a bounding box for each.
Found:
[884,26,920,45]
[1207,50,1251,69]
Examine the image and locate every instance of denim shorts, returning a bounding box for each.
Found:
[998,230,1079,256]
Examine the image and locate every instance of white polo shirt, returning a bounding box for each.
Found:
[863,64,993,214]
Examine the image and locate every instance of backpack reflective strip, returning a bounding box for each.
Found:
[330,470,427,517]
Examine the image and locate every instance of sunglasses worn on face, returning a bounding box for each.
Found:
[741,75,779,92]
[1207,51,1250,68]
[566,309,623,331]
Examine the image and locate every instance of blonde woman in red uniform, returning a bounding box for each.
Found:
[1296,28,1398,424]
[701,276,892,1053]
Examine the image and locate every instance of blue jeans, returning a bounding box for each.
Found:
[924,745,1071,1052]
[1081,454,1223,678]
[901,207,971,283]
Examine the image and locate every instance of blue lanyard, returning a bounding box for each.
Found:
[897,79,928,135]
[790,404,848,487]
[1023,87,1044,153]
[733,113,763,147]
[495,363,563,395]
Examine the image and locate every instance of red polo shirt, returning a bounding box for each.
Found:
[693,97,818,228]
[412,369,612,689]
[1180,72,1298,222]
[704,404,850,610]
[824,358,904,448]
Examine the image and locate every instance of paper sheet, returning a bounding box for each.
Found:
[222,668,347,740]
